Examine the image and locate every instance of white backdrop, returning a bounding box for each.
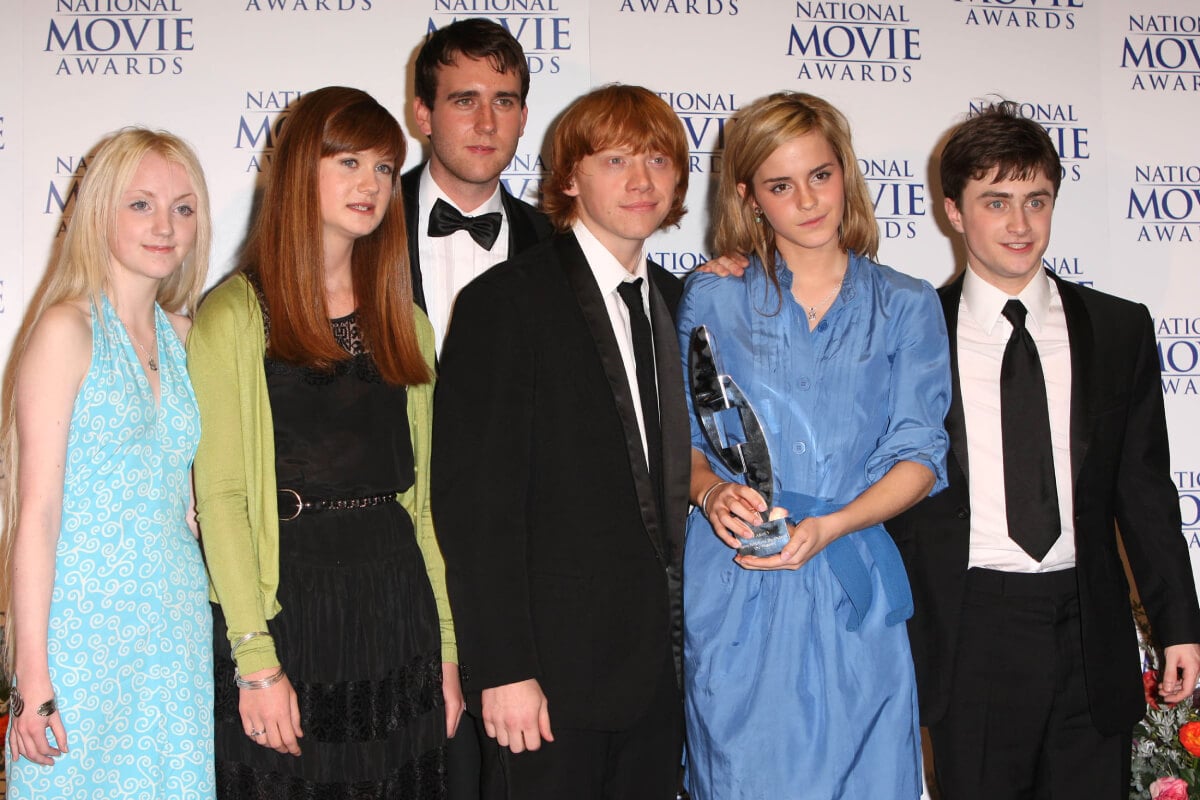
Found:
[3,2,1199,596]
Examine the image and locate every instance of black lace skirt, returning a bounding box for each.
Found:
[213,502,447,799]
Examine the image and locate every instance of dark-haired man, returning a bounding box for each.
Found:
[406,19,552,799]
[433,85,690,800]
[405,17,552,353]
[888,102,1200,799]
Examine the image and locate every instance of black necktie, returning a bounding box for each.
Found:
[1000,299,1061,561]
[616,279,662,491]
[427,198,503,251]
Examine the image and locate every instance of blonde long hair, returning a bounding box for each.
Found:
[714,92,878,309]
[0,128,211,673]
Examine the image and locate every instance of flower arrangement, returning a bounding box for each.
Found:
[1131,602,1200,799]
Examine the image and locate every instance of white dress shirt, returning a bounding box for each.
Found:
[571,220,657,469]
[959,267,1076,572]
[417,164,511,354]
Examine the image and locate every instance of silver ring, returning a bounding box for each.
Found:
[248,728,266,737]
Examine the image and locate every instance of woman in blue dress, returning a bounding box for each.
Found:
[680,92,951,799]
[3,128,214,798]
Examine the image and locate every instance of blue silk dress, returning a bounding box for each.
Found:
[7,297,213,799]
[678,252,950,800]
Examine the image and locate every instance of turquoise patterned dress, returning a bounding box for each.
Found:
[7,296,214,799]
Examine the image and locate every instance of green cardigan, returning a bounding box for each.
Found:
[187,274,456,675]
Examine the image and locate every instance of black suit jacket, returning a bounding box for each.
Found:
[889,269,1200,734]
[401,164,553,313]
[432,232,689,731]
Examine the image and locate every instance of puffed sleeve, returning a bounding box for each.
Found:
[863,279,952,494]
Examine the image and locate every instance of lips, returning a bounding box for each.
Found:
[143,245,174,254]
[347,203,375,213]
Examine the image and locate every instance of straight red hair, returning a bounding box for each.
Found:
[241,86,429,386]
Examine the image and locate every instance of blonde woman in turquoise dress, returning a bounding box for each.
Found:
[2,128,214,798]
[681,93,950,799]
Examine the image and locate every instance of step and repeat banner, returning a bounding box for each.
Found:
[2,1,1199,582]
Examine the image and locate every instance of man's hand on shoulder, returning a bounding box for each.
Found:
[1161,643,1200,704]
[481,678,554,753]
[695,253,749,277]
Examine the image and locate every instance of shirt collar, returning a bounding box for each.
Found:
[571,219,648,293]
[962,266,1052,335]
[419,163,504,218]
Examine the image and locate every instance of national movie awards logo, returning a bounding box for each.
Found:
[44,149,89,236]
[1127,164,1200,244]
[500,152,543,205]
[235,90,302,173]
[1040,253,1090,287]
[858,156,924,240]
[1157,316,1200,396]
[646,248,714,276]
[659,91,735,176]
[44,0,194,77]
[244,0,371,10]
[616,0,737,16]
[953,0,1080,30]
[1174,469,1200,547]
[427,0,571,76]
[787,2,919,84]
[1121,14,1200,93]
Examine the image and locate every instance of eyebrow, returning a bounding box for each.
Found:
[760,161,835,184]
[978,188,1053,200]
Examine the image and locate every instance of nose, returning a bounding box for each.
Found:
[627,159,652,191]
[796,182,817,211]
[1007,205,1031,234]
[475,103,497,134]
[357,170,380,195]
[151,205,173,237]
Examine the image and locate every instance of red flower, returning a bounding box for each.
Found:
[1145,670,1162,710]
[1151,776,1189,800]
[1179,721,1200,757]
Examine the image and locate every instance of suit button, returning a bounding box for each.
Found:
[956,507,968,519]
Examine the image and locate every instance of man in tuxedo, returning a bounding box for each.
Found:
[432,85,690,800]
[407,20,553,799]
[888,102,1200,798]
[406,18,552,353]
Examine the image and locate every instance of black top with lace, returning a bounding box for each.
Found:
[212,283,446,799]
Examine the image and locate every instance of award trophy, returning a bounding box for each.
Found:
[689,325,790,557]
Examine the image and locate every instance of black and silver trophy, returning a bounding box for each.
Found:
[689,325,790,557]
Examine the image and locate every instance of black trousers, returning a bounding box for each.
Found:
[929,568,1131,800]
[483,649,683,800]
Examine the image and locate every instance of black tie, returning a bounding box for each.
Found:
[1000,299,1061,561]
[427,198,503,250]
[616,279,663,491]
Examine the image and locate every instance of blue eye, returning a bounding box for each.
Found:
[175,204,195,217]
[130,199,150,211]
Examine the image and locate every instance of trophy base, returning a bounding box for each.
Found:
[735,517,790,557]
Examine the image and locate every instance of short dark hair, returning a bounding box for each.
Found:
[940,100,1062,206]
[414,18,530,108]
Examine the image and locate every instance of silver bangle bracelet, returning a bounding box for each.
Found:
[230,630,272,661]
[234,666,286,690]
[698,480,729,516]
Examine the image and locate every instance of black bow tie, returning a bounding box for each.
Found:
[428,198,503,251]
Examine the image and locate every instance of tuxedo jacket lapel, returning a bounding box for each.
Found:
[1053,273,1094,488]
[401,169,427,312]
[648,273,688,560]
[555,233,669,564]
[941,275,970,482]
